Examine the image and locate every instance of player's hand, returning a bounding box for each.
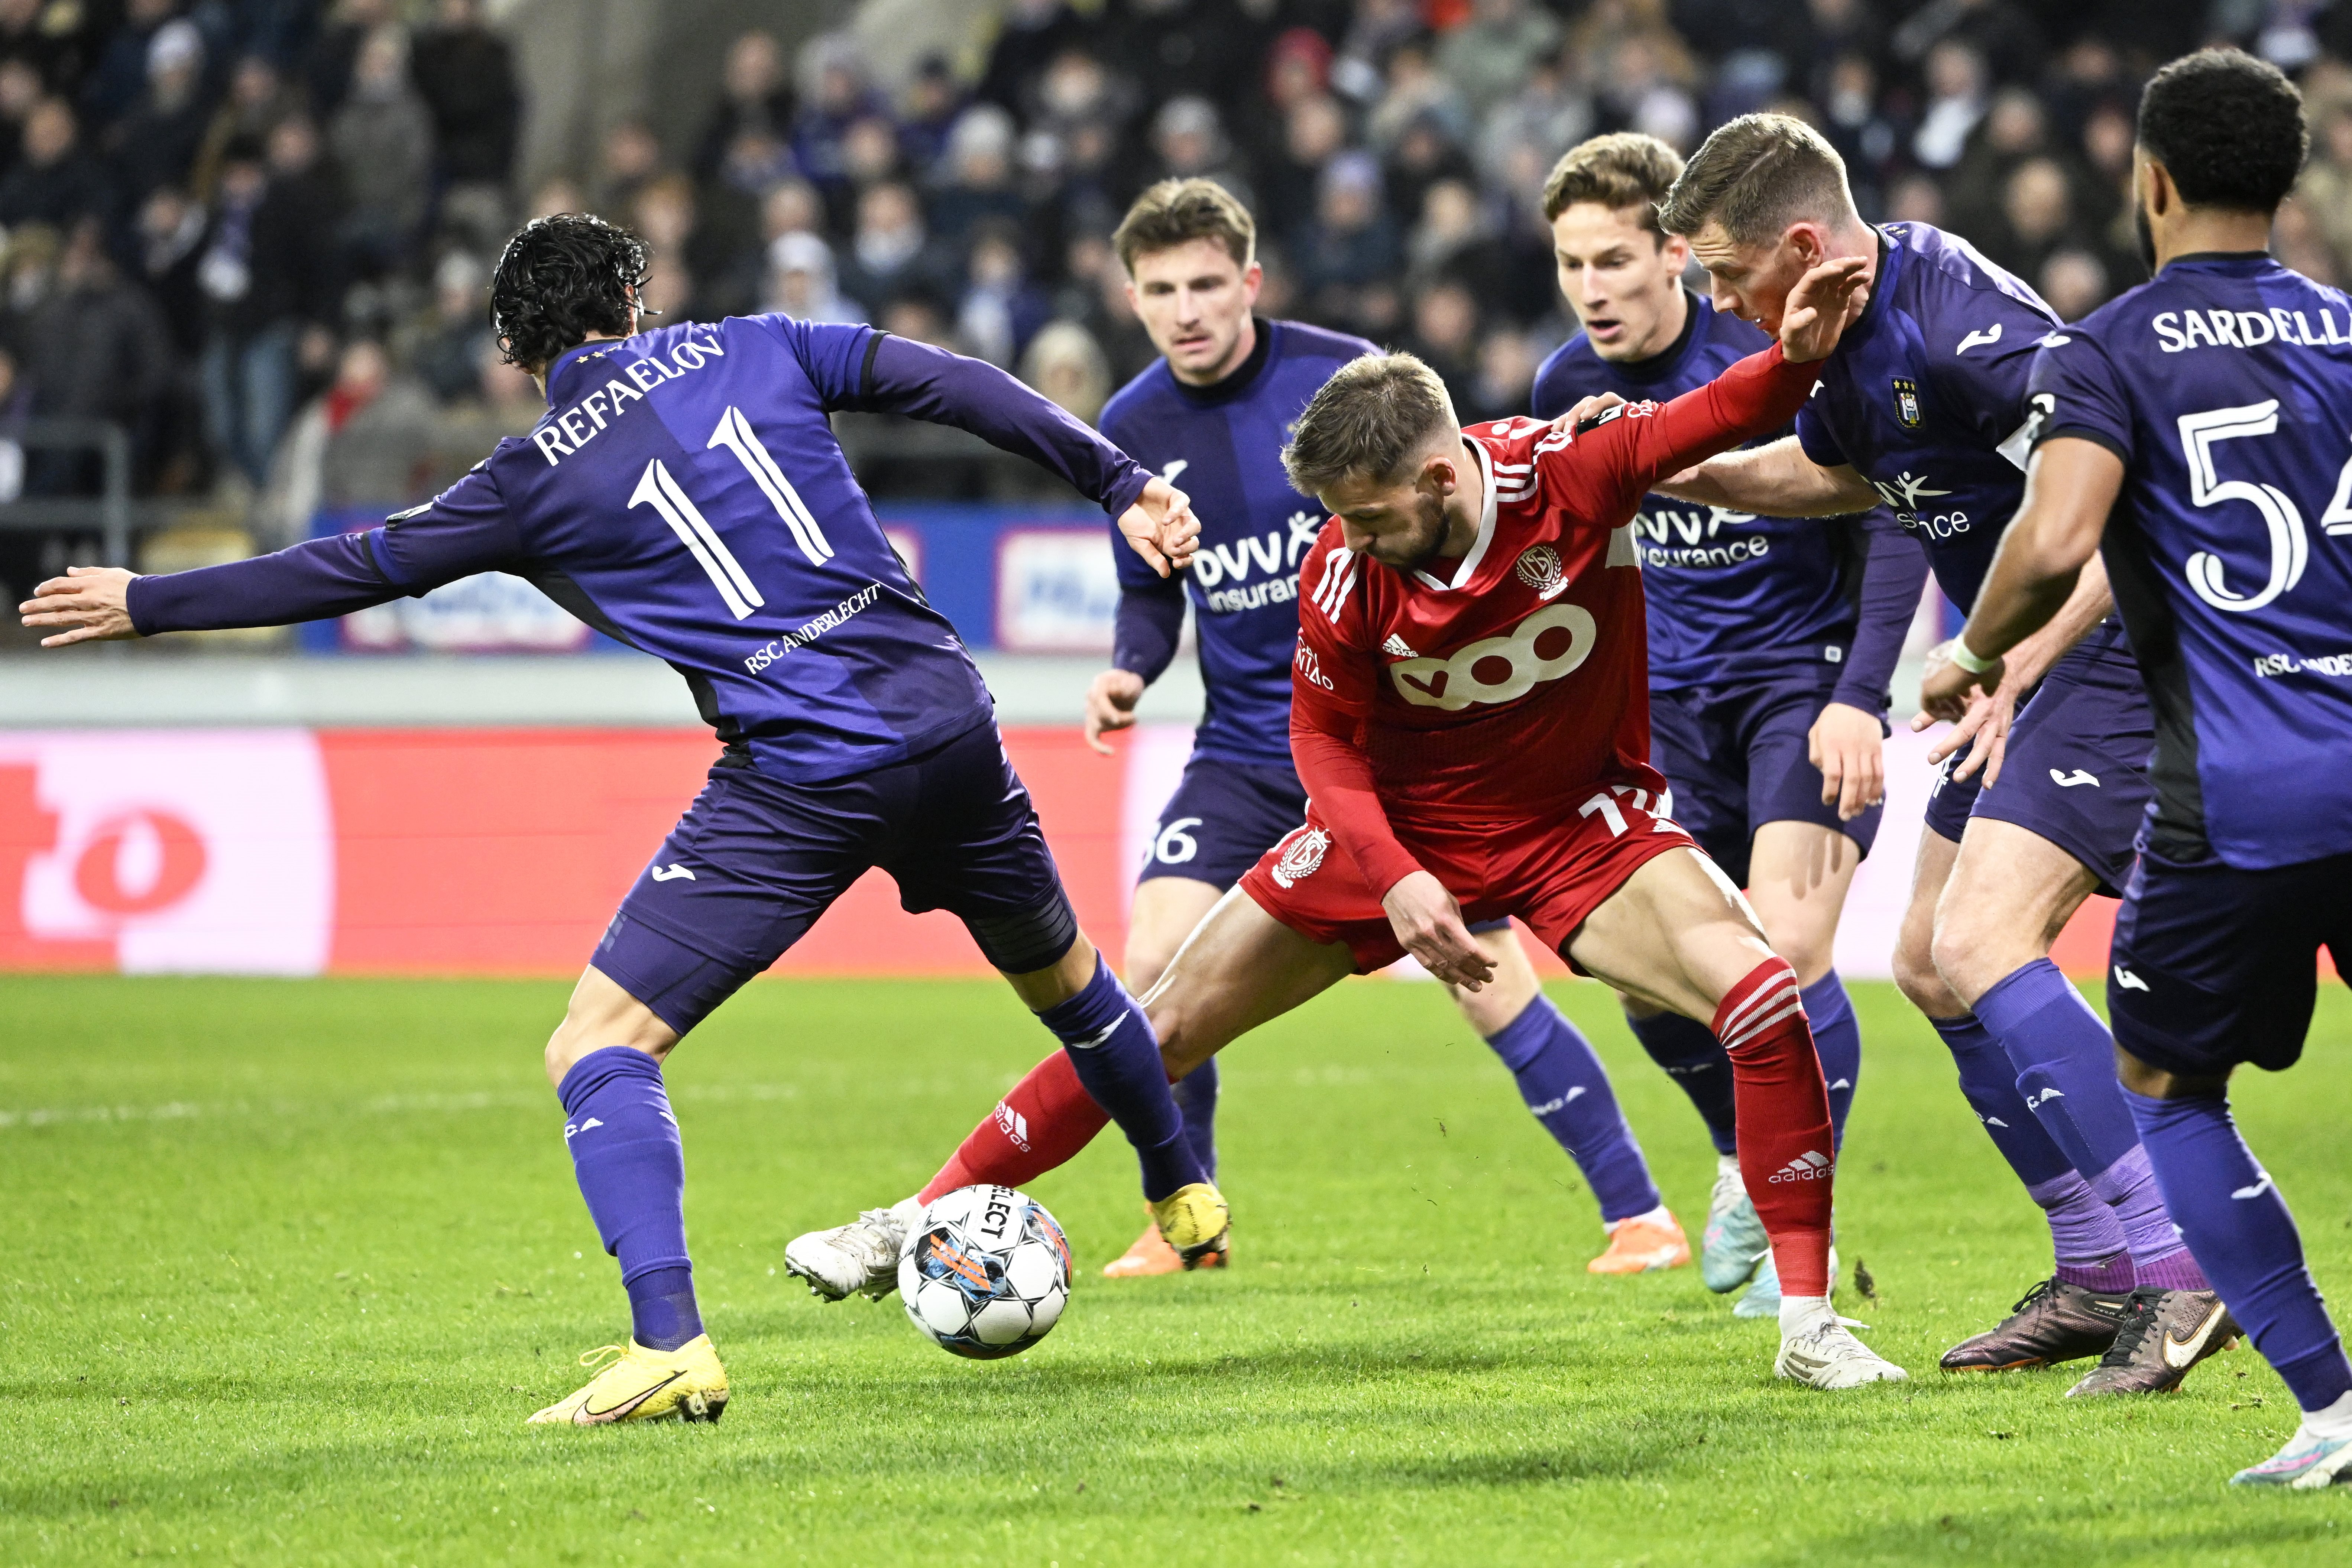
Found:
[1779,255,1871,363]
[1084,668,1145,755]
[1118,477,1201,578]
[1381,870,1494,991]
[1548,392,1625,439]
[1808,700,1885,821]
[1913,640,1998,726]
[19,566,139,646]
[1924,678,2018,788]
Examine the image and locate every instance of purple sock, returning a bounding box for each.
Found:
[558,1047,703,1352]
[1800,971,1861,1149]
[1975,959,2201,1284]
[1488,994,1660,1224]
[1172,1056,1218,1181]
[2025,1173,2135,1291]
[2125,1088,2352,1413]
[1930,1012,2122,1270]
[1624,1007,1737,1156]
[1041,954,1202,1202]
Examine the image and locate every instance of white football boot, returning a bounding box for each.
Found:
[784,1197,921,1301]
[1775,1318,1909,1390]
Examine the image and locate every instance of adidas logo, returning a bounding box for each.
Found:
[1768,1149,1833,1185]
[993,1101,1030,1152]
[1381,633,1418,658]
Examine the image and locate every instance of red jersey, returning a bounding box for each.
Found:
[1287,344,1818,896]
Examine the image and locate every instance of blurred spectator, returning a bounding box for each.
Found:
[954,219,1050,365]
[78,0,177,135]
[694,30,796,181]
[1816,53,1895,215]
[411,250,492,405]
[305,0,397,122]
[262,337,437,546]
[1886,172,1946,227]
[1438,0,1562,120]
[839,181,943,314]
[103,18,209,210]
[1020,318,1111,422]
[1985,156,2077,282]
[1367,38,1468,151]
[1912,40,1987,171]
[2038,247,2109,321]
[1383,112,1476,240]
[16,219,173,491]
[191,55,300,204]
[136,184,208,357]
[897,56,965,174]
[1891,0,2044,90]
[0,56,41,169]
[1467,325,1539,422]
[2296,96,2352,280]
[1143,96,1253,206]
[0,98,110,233]
[0,0,94,94]
[329,27,433,273]
[595,120,663,215]
[1103,0,1257,117]
[794,37,883,196]
[430,334,542,484]
[1400,276,1480,400]
[978,0,1091,116]
[765,231,865,325]
[200,123,338,489]
[929,104,1026,246]
[1261,92,1349,246]
[761,177,825,247]
[412,0,519,229]
[1406,176,1502,298]
[1296,149,1397,318]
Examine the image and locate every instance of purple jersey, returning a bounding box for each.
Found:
[2028,252,2352,870]
[1099,319,1374,769]
[1534,290,1925,708]
[127,317,1150,784]
[1797,222,2061,613]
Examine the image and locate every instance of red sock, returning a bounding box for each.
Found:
[919,1049,1114,1204]
[1714,957,1834,1298]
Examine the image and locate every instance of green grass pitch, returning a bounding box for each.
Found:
[3,974,2349,1565]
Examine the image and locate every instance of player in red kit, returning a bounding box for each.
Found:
[788,256,1905,1389]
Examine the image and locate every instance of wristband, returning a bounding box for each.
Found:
[1947,637,1997,675]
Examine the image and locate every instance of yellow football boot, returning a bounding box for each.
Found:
[1147,1181,1231,1270]
[526,1334,730,1426]
[1104,1204,1231,1278]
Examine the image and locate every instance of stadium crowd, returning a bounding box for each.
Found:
[0,0,2351,598]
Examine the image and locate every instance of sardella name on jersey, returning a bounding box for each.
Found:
[2151,306,2352,354]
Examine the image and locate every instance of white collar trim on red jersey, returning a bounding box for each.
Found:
[1414,434,1503,592]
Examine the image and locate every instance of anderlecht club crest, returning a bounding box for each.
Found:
[1892,376,1922,429]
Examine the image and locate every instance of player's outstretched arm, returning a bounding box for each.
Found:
[855,332,1196,572]
[1654,436,1883,518]
[19,533,429,646]
[1918,436,2123,725]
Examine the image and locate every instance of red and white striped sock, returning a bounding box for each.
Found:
[1713,956,1835,1299]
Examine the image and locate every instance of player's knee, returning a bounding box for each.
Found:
[1927,901,2018,1005]
[1891,922,1957,1015]
[1757,923,1834,988]
[1449,982,1524,1039]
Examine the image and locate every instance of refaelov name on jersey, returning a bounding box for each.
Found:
[2149,305,2352,353]
[531,331,730,465]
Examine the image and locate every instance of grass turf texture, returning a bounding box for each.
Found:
[3,976,2349,1566]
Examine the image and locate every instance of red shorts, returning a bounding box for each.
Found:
[1239,777,1699,972]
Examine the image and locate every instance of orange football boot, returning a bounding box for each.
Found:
[1587,1210,1692,1275]
[1102,1211,1231,1278]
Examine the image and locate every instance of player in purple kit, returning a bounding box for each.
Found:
[1532,134,1928,1317]
[1075,179,1687,1279]
[20,213,1222,1426]
[1925,50,2352,1484]
[1630,114,2226,1394]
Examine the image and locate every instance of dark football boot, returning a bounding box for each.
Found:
[1940,1276,2131,1371]
[2065,1288,2241,1396]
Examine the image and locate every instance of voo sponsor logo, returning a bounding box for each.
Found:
[1387,601,1597,711]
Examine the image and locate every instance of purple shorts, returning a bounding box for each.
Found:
[1137,752,1309,890]
[1922,636,2152,895]
[2109,847,2352,1077]
[1647,669,1883,888]
[594,719,1072,1035]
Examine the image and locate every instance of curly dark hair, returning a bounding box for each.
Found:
[2137,49,2308,214]
[489,212,653,372]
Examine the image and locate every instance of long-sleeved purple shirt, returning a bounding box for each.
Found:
[130,318,1151,783]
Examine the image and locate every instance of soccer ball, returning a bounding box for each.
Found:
[897,1184,1071,1359]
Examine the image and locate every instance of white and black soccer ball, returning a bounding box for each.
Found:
[897,1184,1070,1360]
